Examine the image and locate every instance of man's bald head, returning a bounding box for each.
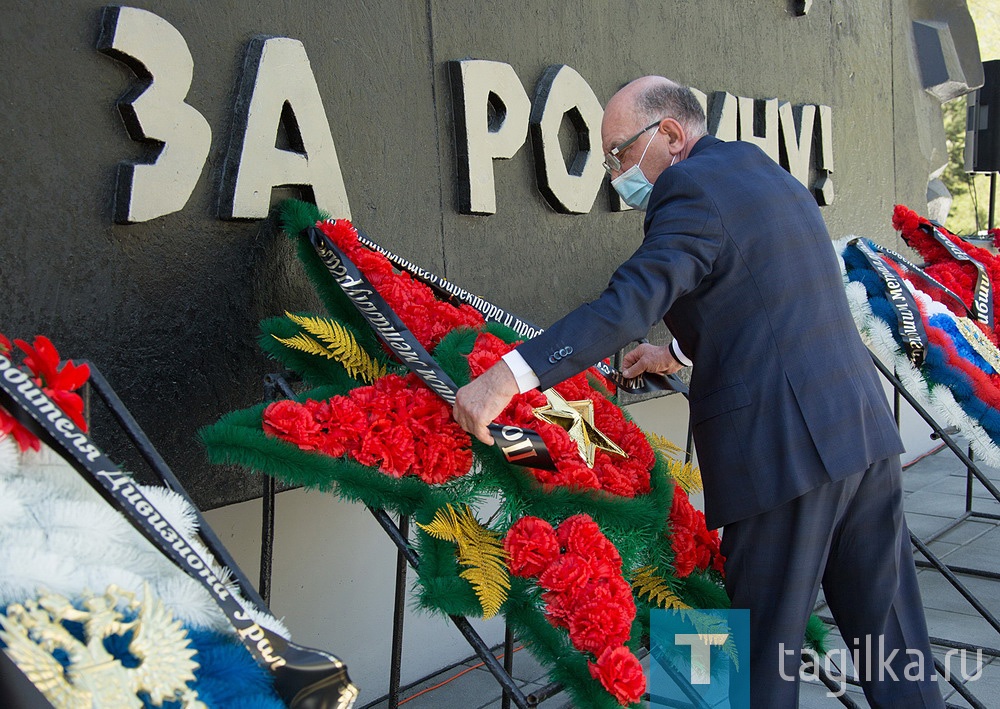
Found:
[614,76,707,139]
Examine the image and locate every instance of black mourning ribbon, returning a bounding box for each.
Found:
[0,354,358,709]
[352,227,688,396]
[308,226,555,470]
[850,238,929,366]
[866,240,976,322]
[920,223,994,329]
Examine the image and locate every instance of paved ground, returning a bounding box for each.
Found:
[362,445,1000,709]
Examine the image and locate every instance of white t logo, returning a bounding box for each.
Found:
[675,633,729,684]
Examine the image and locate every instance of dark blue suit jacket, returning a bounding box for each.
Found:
[517,135,904,528]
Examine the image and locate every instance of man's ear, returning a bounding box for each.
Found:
[659,117,687,153]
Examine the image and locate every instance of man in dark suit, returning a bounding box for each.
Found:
[454,76,944,707]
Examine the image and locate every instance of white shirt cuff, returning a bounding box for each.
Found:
[501,350,540,393]
[670,339,693,367]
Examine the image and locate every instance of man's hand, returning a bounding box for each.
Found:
[453,361,521,445]
[621,342,683,378]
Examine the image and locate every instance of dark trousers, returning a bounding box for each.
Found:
[720,455,945,708]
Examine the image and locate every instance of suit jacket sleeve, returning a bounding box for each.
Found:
[516,166,723,390]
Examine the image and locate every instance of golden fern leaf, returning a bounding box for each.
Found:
[418,504,462,541]
[272,333,336,359]
[283,312,387,383]
[646,432,703,493]
[648,432,685,458]
[667,459,703,494]
[418,505,510,619]
[632,566,691,610]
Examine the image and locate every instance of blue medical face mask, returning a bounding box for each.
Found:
[611,163,654,210]
[611,132,675,211]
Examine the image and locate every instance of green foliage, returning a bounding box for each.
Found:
[969,0,999,62]
[278,198,330,237]
[940,2,999,234]
[941,97,992,235]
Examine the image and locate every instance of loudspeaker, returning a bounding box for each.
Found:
[966,60,1000,174]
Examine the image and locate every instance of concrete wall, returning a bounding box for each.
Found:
[1,0,976,508]
[0,0,982,702]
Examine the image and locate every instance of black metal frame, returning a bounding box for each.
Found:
[6,322,989,709]
[856,354,997,708]
[84,355,991,709]
[260,371,534,708]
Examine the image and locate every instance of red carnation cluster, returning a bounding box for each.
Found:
[892,205,1000,343]
[0,335,90,453]
[317,219,484,350]
[263,373,472,484]
[669,485,724,578]
[504,514,645,706]
[468,332,655,497]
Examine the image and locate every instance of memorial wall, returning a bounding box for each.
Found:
[2,1,990,703]
[0,1,982,506]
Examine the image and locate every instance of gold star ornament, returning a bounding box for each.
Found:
[532,388,629,467]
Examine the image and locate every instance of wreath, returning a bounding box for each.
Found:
[201,200,827,707]
[0,335,291,708]
[840,215,1000,467]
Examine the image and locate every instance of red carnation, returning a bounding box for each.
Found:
[263,400,322,450]
[588,646,646,706]
[539,552,592,592]
[263,372,473,483]
[552,371,593,401]
[542,588,575,627]
[670,485,698,529]
[546,460,602,492]
[357,418,416,477]
[1,334,93,452]
[316,220,484,351]
[558,515,622,570]
[504,516,560,577]
[670,485,725,577]
[567,596,633,656]
[595,462,639,498]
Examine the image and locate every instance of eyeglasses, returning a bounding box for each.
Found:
[602,119,662,173]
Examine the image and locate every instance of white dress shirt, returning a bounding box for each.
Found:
[501,340,690,394]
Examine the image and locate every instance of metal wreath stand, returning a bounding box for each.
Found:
[67,350,996,709]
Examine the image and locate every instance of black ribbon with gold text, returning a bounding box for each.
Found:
[851,238,929,366]
[308,226,556,470]
[867,240,975,321]
[920,223,994,329]
[353,227,687,396]
[0,354,358,709]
